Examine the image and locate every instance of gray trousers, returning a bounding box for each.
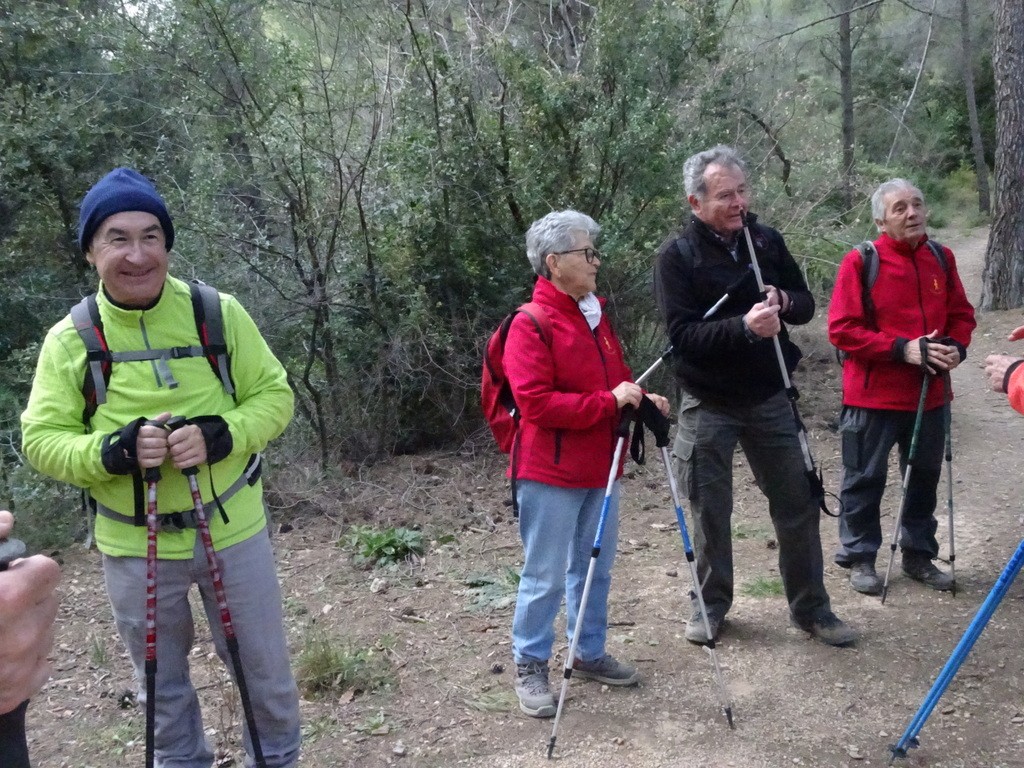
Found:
[834,404,946,566]
[672,390,832,624]
[103,530,301,768]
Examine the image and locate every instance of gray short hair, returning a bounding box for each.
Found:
[683,145,747,199]
[871,178,924,223]
[525,210,601,278]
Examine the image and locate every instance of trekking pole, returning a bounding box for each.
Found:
[644,400,734,728]
[143,462,161,768]
[546,356,667,759]
[942,372,956,597]
[0,536,31,768]
[888,536,1024,763]
[546,404,633,760]
[880,370,930,605]
[740,214,831,515]
[165,417,267,768]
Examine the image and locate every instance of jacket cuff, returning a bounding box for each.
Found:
[892,337,909,362]
[952,340,967,363]
[1004,360,1024,395]
[741,317,759,343]
[101,417,146,475]
[189,416,233,464]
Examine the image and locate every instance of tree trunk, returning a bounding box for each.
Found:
[839,0,854,212]
[980,0,1024,309]
[961,0,991,214]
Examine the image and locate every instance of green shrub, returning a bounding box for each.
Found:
[341,525,425,568]
[295,633,394,699]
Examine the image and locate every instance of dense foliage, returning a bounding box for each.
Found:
[0,0,997,538]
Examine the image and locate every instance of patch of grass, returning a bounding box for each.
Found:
[462,567,520,612]
[88,633,109,668]
[302,715,340,743]
[741,576,785,597]
[79,721,140,758]
[295,632,394,699]
[341,525,425,568]
[353,710,391,735]
[733,522,768,540]
[465,689,518,712]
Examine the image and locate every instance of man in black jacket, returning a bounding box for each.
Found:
[654,145,855,647]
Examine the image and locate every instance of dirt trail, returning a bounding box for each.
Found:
[23,225,1024,768]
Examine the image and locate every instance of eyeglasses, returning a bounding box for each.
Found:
[552,247,601,264]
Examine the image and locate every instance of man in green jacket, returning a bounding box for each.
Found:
[21,168,300,767]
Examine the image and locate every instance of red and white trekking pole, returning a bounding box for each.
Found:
[143,463,161,768]
[165,417,267,768]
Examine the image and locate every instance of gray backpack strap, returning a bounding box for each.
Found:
[70,295,111,416]
[856,241,880,290]
[190,281,235,397]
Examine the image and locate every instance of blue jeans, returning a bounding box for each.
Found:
[103,530,301,768]
[512,480,619,665]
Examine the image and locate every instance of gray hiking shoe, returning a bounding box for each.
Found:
[515,660,556,718]
[902,554,954,591]
[849,561,882,595]
[684,607,724,645]
[793,611,857,647]
[573,654,640,686]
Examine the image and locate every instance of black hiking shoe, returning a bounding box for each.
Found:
[514,660,556,718]
[684,607,724,645]
[902,553,954,591]
[792,611,857,647]
[849,561,883,595]
[573,654,640,686]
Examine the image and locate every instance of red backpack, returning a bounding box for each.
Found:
[481,302,552,514]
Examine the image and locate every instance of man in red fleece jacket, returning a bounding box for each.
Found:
[828,178,976,595]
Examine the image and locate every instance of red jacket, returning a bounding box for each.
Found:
[828,232,976,411]
[504,277,633,488]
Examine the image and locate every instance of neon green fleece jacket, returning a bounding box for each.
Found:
[21,275,294,558]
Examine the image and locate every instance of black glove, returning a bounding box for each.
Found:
[100,417,147,475]
[187,415,233,464]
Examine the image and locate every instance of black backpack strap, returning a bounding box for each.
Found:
[855,241,880,331]
[925,239,949,275]
[70,294,111,425]
[190,281,235,398]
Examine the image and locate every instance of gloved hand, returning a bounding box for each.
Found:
[100,417,147,475]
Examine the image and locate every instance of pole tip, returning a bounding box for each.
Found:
[546,736,556,759]
[725,706,735,729]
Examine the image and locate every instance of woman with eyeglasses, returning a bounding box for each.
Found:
[502,209,670,718]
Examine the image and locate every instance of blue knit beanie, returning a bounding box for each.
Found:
[77,168,175,252]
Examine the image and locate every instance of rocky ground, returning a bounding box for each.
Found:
[20,225,1024,768]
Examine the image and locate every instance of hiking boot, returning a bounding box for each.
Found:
[793,611,857,647]
[514,660,556,718]
[684,607,724,645]
[849,561,882,595]
[573,654,640,686]
[902,553,954,591]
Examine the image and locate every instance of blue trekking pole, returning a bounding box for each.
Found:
[889,537,1024,762]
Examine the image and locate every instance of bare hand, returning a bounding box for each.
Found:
[904,331,960,374]
[167,423,208,469]
[985,354,1020,393]
[763,285,790,313]
[136,412,173,469]
[0,512,61,714]
[744,301,781,338]
[645,393,671,417]
[611,381,643,410]
[1008,325,1024,342]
